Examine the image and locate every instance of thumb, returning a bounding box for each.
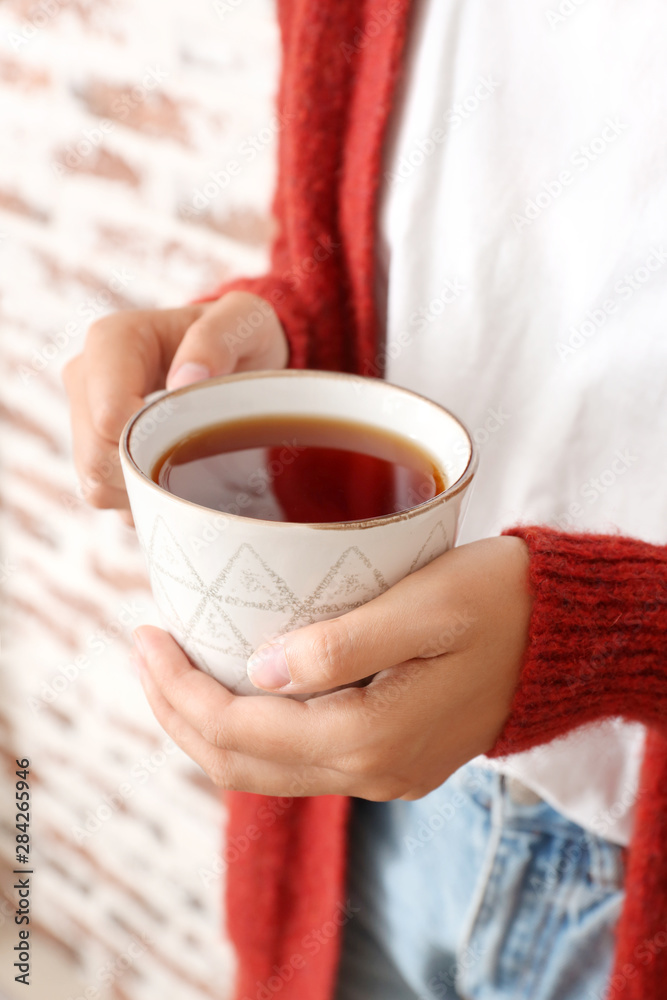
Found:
[166,292,265,390]
[246,570,443,694]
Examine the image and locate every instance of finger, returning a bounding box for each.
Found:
[64,355,130,507]
[166,293,272,389]
[135,650,347,796]
[246,553,464,693]
[84,306,204,440]
[134,626,357,769]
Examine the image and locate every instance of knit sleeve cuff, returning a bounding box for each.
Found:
[488,526,667,758]
[192,272,311,370]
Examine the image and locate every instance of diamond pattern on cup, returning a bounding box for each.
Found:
[141,515,450,686]
[148,515,205,590]
[186,594,254,658]
[210,543,304,613]
[303,546,388,615]
[409,521,450,573]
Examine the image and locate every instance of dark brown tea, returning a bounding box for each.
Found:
[152,415,446,523]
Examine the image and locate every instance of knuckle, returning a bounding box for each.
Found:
[74,458,124,508]
[211,754,242,792]
[200,714,226,749]
[85,316,115,346]
[344,743,385,781]
[91,399,125,442]
[400,785,429,802]
[79,443,121,487]
[363,774,408,802]
[309,618,354,684]
[85,484,119,510]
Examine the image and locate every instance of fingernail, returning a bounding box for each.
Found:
[247,642,291,690]
[167,362,211,390]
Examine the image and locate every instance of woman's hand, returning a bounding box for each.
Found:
[62,292,288,510]
[131,535,532,801]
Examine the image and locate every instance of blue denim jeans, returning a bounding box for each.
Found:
[334,764,625,1000]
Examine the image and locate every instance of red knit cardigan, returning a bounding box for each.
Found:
[203,3,667,998]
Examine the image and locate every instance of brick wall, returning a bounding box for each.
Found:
[0,1,278,997]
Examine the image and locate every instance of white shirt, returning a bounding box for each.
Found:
[377,0,667,845]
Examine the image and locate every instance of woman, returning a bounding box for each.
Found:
[64,1,667,997]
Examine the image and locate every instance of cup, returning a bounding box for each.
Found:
[119,370,477,696]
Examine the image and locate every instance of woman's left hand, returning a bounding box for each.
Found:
[132,535,532,801]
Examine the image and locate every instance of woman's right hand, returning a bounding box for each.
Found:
[62,291,288,511]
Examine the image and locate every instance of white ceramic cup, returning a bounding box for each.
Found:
[120,370,477,696]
